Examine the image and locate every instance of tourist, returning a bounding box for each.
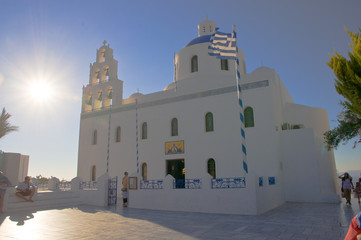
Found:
[345,211,361,240]
[339,172,354,205]
[122,172,128,190]
[122,188,128,207]
[122,172,128,207]
[0,171,12,214]
[15,176,35,202]
[355,182,361,204]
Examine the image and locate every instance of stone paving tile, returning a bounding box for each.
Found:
[0,198,360,239]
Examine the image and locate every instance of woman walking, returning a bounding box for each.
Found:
[339,172,354,205]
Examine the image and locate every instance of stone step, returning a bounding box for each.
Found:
[8,190,79,203]
[5,190,82,213]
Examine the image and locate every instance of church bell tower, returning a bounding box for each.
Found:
[82,41,123,112]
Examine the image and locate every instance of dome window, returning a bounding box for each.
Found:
[191,55,198,73]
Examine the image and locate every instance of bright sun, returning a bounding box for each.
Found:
[28,80,54,102]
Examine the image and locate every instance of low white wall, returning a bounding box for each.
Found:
[71,173,109,207]
[129,174,272,215]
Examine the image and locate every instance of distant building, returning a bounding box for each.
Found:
[77,19,339,214]
[0,151,29,185]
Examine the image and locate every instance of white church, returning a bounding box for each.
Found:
[77,19,339,215]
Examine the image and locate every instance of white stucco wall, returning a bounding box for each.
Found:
[283,104,338,202]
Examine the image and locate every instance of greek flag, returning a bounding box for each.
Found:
[208,28,237,60]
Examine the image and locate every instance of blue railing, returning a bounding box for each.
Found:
[173,179,202,189]
[35,182,48,191]
[140,180,164,189]
[80,181,97,190]
[59,181,71,191]
[211,177,246,189]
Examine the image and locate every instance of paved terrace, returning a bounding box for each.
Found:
[0,198,360,240]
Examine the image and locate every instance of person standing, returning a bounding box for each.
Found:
[122,172,129,207]
[339,172,354,205]
[15,176,35,202]
[0,171,12,214]
[355,182,361,204]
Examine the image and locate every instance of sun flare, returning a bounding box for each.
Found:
[27,80,54,102]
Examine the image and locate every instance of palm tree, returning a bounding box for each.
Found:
[0,108,18,139]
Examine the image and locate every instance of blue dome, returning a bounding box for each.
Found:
[185,35,211,47]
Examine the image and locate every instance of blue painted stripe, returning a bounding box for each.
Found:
[238,98,243,108]
[242,144,247,155]
[243,161,248,173]
[241,128,245,138]
[240,112,244,123]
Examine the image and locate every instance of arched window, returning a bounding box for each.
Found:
[142,122,147,139]
[171,118,178,136]
[91,165,96,181]
[207,159,216,179]
[99,50,105,63]
[142,163,147,180]
[92,130,97,145]
[244,107,255,128]
[205,112,214,132]
[115,126,121,142]
[191,55,198,73]
[221,59,228,70]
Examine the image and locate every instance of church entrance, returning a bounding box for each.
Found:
[166,159,185,188]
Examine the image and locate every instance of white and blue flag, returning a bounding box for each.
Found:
[208,26,248,174]
[208,28,237,60]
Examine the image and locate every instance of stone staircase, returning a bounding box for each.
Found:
[4,189,82,213]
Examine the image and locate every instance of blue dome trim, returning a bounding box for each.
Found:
[185,35,211,47]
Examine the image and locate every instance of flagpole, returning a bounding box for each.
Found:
[232,25,248,174]
[208,25,248,174]
[106,104,112,174]
[135,99,140,177]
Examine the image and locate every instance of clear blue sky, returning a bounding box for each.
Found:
[0,0,360,180]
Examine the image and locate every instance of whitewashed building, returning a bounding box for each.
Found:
[77,19,339,215]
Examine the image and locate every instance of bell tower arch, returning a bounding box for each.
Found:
[82,41,123,112]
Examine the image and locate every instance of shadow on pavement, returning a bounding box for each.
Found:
[1,210,36,226]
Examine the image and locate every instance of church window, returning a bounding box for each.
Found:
[205,112,214,132]
[99,50,105,62]
[92,130,97,145]
[221,59,228,70]
[91,165,96,181]
[115,126,121,142]
[142,122,147,139]
[171,118,178,136]
[207,159,216,179]
[191,55,198,73]
[244,107,255,128]
[142,163,147,180]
